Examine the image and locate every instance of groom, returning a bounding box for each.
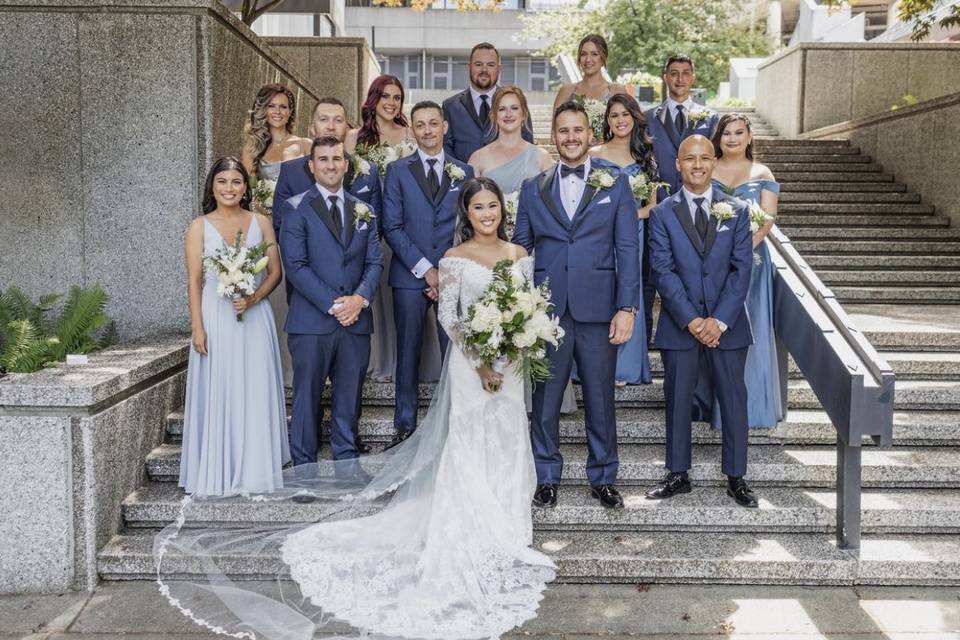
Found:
[513,101,640,510]
[645,134,757,508]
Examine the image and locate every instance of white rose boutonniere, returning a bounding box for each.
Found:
[445,162,466,184]
[353,202,375,230]
[586,168,616,190]
[349,155,372,185]
[687,107,712,127]
[710,201,736,229]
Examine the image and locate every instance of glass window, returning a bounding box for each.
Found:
[529,58,548,92]
[500,56,516,86]
[432,55,453,91]
[405,55,422,90]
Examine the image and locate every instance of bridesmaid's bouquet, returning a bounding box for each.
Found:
[748,200,774,233]
[203,231,272,322]
[503,191,519,237]
[462,260,564,384]
[572,94,607,142]
[355,140,417,175]
[627,172,669,205]
[250,176,276,216]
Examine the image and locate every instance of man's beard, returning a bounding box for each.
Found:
[471,73,495,90]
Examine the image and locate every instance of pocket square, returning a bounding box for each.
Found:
[718,225,731,233]
[355,222,369,231]
[597,195,612,205]
[449,187,460,193]
[357,185,370,193]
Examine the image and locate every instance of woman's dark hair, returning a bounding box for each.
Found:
[243,83,296,176]
[456,177,509,243]
[602,93,658,179]
[712,112,754,161]
[202,157,252,214]
[357,75,409,148]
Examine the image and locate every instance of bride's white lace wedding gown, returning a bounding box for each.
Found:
[156,256,555,640]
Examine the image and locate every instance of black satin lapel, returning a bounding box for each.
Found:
[538,170,569,229]
[310,194,342,245]
[433,169,452,208]
[673,198,704,257]
[343,197,356,248]
[409,158,435,204]
[703,196,723,257]
[344,154,355,186]
[459,89,483,129]
[570,183,597,232]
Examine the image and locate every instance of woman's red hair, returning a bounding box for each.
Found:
[357,75,409,147]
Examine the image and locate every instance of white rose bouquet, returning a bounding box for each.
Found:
[355,140,415,175]
[250,176,276,215]
[461,260,564,385]
[203,230,273,321]
[503,190,519,236]
[573,94,608,142]
[627,172,669,204]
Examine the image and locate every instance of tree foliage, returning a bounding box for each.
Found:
[521,0,773,94]
[824,0,960,41]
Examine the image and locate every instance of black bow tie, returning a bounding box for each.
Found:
[560,164,585,179]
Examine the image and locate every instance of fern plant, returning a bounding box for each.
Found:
[0,284,117,374]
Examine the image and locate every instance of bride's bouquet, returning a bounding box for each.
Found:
[462,260,564,384]
[203,231,272,321]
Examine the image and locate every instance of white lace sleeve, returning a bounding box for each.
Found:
[438,258,465,345]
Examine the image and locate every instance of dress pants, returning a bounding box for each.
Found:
[393,287,449,433]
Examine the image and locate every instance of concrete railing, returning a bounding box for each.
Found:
[0,0,321,340]
[756,42,960,137]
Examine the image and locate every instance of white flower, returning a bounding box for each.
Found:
[252,256,269,274]
[486,325,503,348]
[512,291,536,317]
[382,146,398,164]
[445,162,466,182]
[687,108,712,126]
[353,201,375,228]
[512,327,538,349]
[504,191,519,216]
[469,303,501,333]
[710,201,735,222]
[748,200,770,233]
[587,168,615,190]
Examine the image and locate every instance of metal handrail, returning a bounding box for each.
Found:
[766,225,895,549]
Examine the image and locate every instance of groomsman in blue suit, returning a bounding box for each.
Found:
[513,101,640,510]
[280,136,383,476]
[382,101,474,447]
[645,134,758,508]
[274,97,382,240]
[442,42,534,163]
[643,54,720,341]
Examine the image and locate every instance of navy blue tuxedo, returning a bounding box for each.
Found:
[442,88,534,162]
[512,158,640,486]
[280,186,383,464]
[273,154,382,240]
[644,103,719,196]
[649,186,753,477]
[382,153,474,433]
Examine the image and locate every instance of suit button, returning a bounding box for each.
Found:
[568,239,574,245]
[564,266,568,271]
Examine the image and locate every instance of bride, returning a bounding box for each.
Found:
[156,177,556,640]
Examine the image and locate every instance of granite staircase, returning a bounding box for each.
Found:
[98,108,960,586]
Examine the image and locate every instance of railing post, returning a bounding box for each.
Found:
[836,440,862,550]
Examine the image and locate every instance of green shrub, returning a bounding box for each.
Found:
[0,284,117,374]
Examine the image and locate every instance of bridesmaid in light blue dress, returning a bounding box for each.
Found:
[181,157,291,497]
[696,113,783,429]
[589,93,655,385]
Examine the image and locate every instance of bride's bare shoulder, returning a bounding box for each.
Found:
[507,243,529,259]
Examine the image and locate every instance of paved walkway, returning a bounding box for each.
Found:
[3,583,959,639]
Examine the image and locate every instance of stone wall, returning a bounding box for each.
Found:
[801,92,960,227]
[265,37,379,125]
[757,43,960,136]
[0,337,187,592]
[0,0,320,340]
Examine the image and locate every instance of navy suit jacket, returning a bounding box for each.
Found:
[273,154,382,238]
[280,187,383,335]
[649,186,753,351]
[644,103,719,196]
[382,154,474,289]
[442,88,534,163]
[512,158,640,323]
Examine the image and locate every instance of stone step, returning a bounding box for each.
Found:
[792,240,960,255]
[776,202,934,214]
[777,172,893,182]
[97,530,960,585]
[755,139,850,148]
[144,441,960,487]
[765,162,882,173]
[778,191,919,203]
[805,255,960,270]
[781,182,905,192]
[120,483,960,535]
[164,407,960,446]
[780,227,960,240]
[817,270,960,286]
[832,287,960,304]
[756,154,872,164]
[757,145,861,155]
[777,215,946,227]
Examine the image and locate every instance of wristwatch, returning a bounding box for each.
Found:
[361,297,370,309]
[619,306,638,316]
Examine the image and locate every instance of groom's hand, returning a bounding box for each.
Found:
[424,267,440,290]
[609,311,635,345]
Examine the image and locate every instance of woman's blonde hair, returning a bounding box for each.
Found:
[243,83,297,175]
[489,85,530,138]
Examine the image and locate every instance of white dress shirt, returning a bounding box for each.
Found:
[680,185,727,332]
[315,183,347,230]
[412,148,446,279]
[557,157,590,220]
[469,85,497,120]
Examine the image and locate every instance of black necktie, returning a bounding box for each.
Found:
[479,94,490,126]
[329,195,344,241]
[675,104,686,136]
[560,164,585,179]
[694,197,708,241]
[426,159,440,199]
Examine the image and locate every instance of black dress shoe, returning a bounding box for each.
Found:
[355,435,372,455]
[591,484,624,509]
[532,483,559,508]
[384,429,413,451]
[727,476,759,508]
[645,472,692,500]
